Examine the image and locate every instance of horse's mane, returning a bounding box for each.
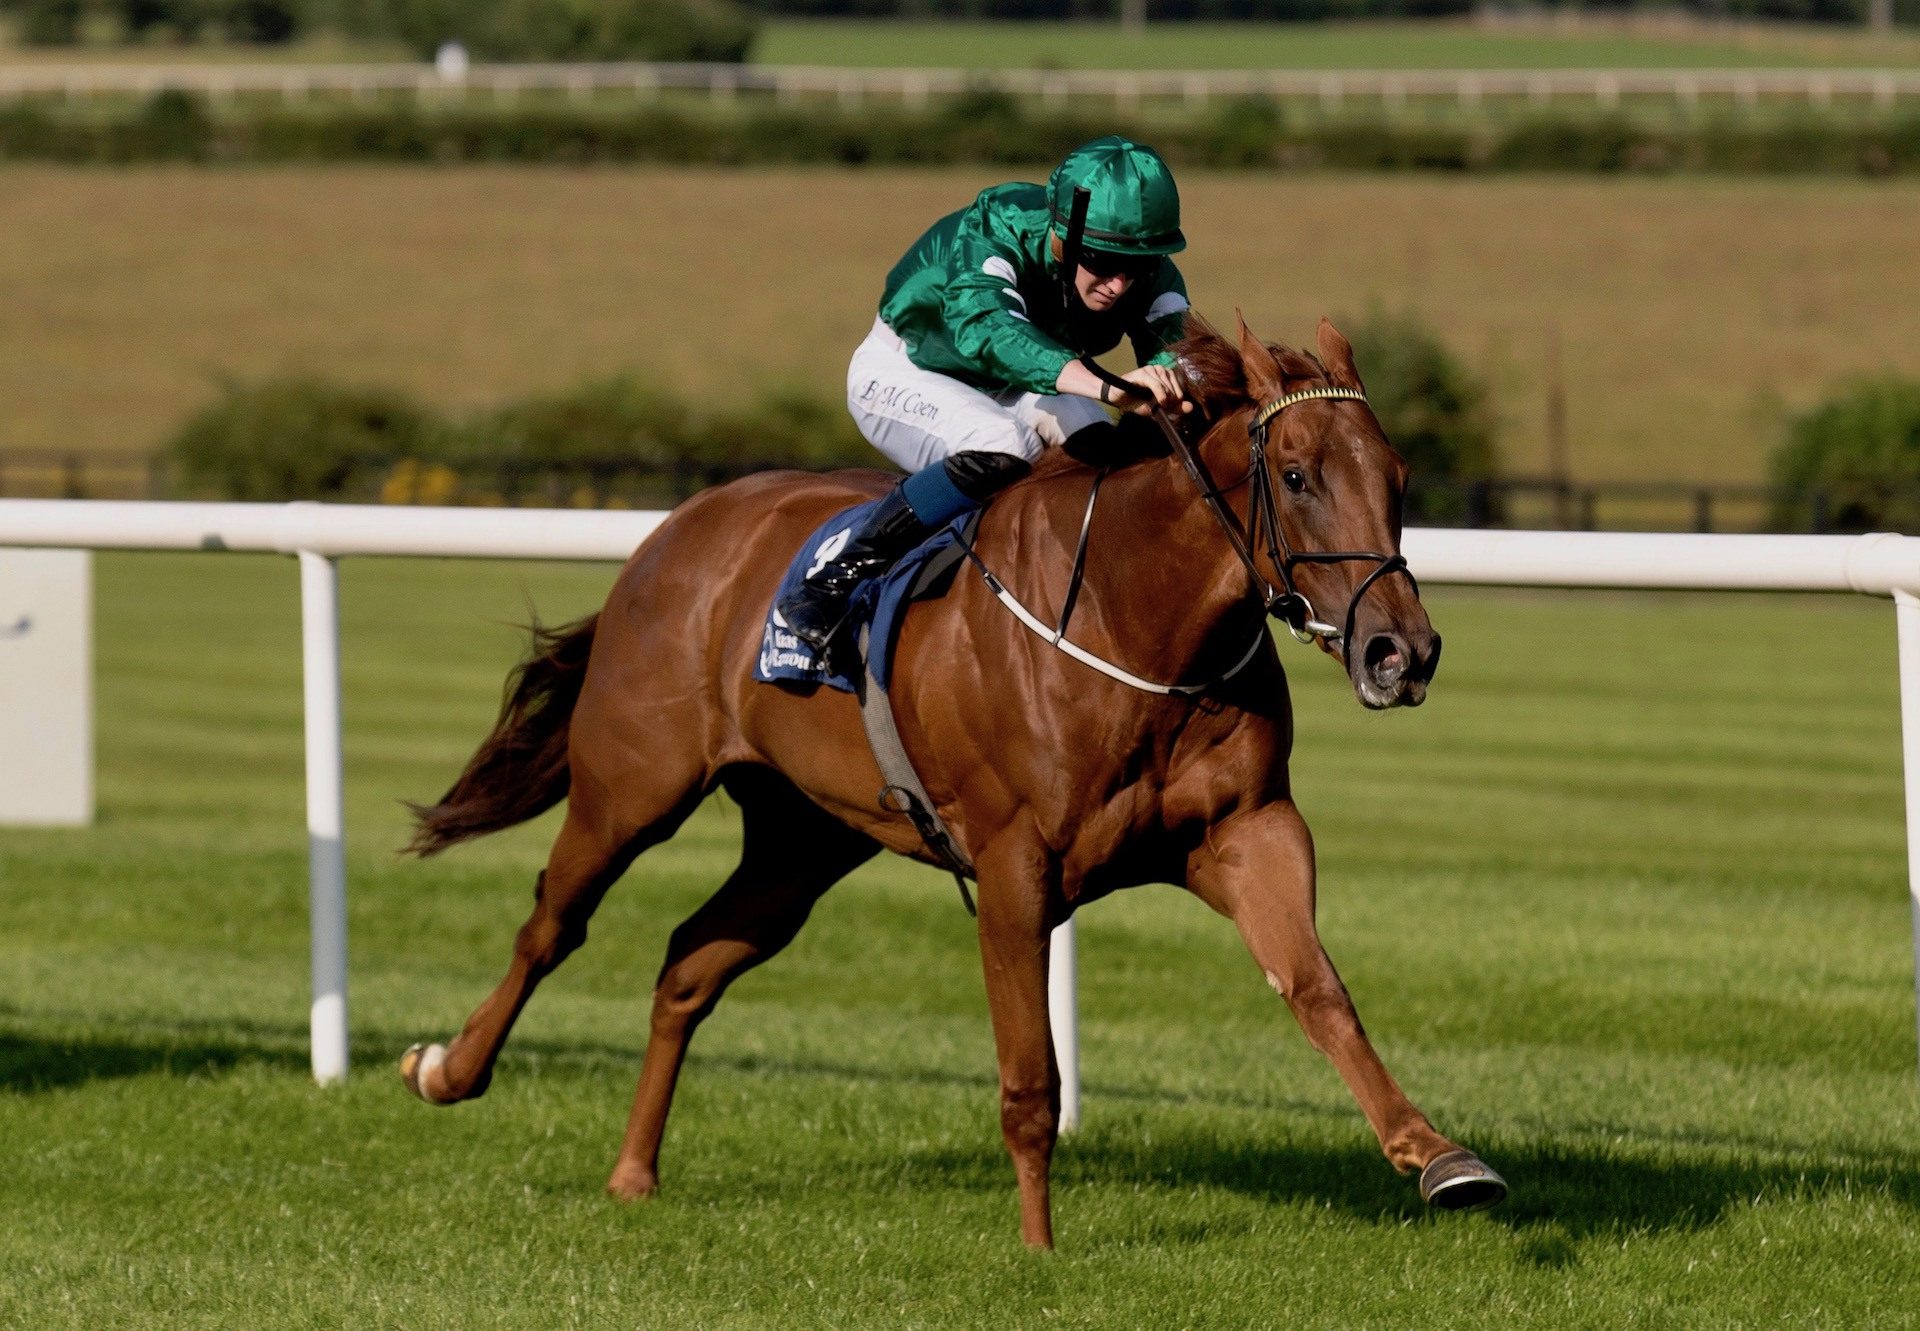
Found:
[1170,312,1331,418]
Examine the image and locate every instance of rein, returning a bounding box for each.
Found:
[959,493,1269,697]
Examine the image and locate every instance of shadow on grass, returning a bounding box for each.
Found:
[11,1016,1918,1259]
[1022,1126,1920,1246]
[0,1021,309,1092]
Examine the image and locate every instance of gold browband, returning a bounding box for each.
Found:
[1250,385,1369,437]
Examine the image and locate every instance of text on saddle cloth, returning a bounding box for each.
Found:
[755,499,974,694]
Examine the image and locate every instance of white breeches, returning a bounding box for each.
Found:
[846,317,1110,472]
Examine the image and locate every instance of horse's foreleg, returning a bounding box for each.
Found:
[606,779,877,1200]
[1186,802,1506,1210]
[974,833,1063,1249]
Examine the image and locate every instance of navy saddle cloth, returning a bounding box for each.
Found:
[756,498,973,694]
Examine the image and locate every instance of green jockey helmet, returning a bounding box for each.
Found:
[1047,135,1186,258]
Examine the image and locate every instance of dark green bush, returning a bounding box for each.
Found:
[463,376,694,469]
[166,377,442,500]
[1309,122,1472,172]
[7,0,308,44]
[1202,97,1286,169]
[107,90,216,161]
[139,1,305,42]
[0,100,73,157]
[697,386,873,472]
[1492,117,1654,173]
[204,0,304,42]
[158,368,884,502]
[1340,306,1497,523]
[13,0,83,43]
[1771,377,1920,532]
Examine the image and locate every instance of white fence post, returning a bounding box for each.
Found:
[1049,918,1080,1133]
[300,550,349,1086]
[1895,590,1920,1075]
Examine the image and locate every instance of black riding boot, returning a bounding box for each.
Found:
[777,483,932,654]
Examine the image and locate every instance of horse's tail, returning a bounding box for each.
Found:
[404,614,599,857]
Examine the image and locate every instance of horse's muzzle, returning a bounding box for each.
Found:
[1355,628,1442,709]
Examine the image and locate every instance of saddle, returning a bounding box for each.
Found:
[757,500,979,908]
[757,498,975,693]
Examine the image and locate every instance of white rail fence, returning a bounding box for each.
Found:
[2,61,1916,112]
[4,499,1920,1124]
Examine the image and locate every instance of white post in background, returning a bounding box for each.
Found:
[1049,918,1080,1133]
[1895,591,1920,1075]
[299,551,349,1086]
[0,549,93,827]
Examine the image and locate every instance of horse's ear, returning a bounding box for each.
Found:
[1235,309,1285,399]
[1316,317,1365,393]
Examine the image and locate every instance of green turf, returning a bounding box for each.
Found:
[2,551,1918,1327]
[754,18,1920,71]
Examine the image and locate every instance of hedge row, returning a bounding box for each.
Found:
[165,305,1495,517]
[4,92,1919,174]
[164,374,877,503]
[159,366,1920,532]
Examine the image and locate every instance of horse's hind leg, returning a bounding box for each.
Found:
[605,768,877,1200]
[402,761,705,1106]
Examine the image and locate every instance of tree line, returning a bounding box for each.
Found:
[0,0,758,59]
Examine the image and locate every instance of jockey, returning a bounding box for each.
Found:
[777,134,1194,654]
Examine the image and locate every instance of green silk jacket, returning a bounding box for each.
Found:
[877,183,1191,397]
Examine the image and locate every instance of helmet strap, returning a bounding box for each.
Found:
[1059,185,1092,352]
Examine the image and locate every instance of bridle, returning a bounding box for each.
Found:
[1195,381,1417,659]
[1096,358,1419,668]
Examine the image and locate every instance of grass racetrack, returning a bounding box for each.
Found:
[2,550,1917,1326]
[5,167,1919,486]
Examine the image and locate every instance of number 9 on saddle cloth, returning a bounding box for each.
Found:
[757,498,981,695]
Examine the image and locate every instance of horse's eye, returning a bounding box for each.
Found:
[1282,468,1307,494]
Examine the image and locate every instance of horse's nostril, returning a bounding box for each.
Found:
[1364,633,1407,684]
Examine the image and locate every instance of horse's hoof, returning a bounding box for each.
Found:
[605,1166,659,1202]
[400,1042,452,1105]
[1419,1149,1508,1211]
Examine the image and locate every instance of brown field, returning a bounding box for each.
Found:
[1,165,1916,482]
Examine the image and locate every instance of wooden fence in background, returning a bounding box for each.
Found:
[2,61,1918,113]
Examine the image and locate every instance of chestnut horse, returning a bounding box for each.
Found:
[399,314,1506,1247]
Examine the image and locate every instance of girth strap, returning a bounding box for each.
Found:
[855,625,976,915]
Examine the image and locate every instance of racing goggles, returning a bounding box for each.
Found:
[1076,248,1161,281]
